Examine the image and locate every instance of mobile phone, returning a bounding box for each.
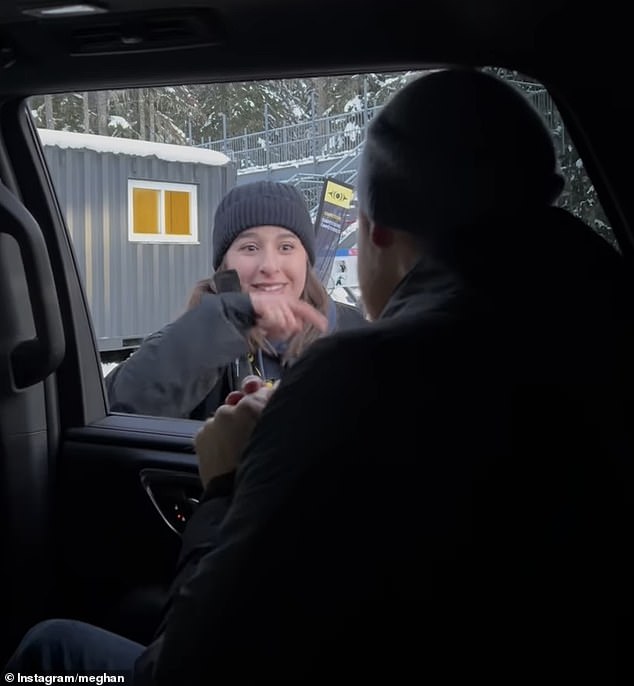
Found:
[213,269,241,293]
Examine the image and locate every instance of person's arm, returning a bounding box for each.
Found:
[105,292,256,418]
[149,379,273,642]
[132,336,370,684]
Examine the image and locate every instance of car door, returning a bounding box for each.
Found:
[0,100,205,660]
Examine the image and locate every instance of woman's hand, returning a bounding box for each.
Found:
[224,375,269,406]
[249,292,328,340]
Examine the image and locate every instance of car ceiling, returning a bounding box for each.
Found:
[0,0,626,95]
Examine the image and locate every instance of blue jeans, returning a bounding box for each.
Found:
[4,619,144,680]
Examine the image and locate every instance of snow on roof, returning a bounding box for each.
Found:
[37,129,230,167]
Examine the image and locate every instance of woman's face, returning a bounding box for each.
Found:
[224,225,308,300]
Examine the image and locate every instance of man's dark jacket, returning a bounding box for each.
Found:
[135,208,634,683]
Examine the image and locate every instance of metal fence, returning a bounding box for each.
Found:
[199,83,560,176]
[201,106,381,171]
[286,149,363,212]
[198,81,564,222]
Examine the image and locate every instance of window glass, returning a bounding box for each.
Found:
[128,180,198,243]
[132,187,159,234]
[165,191,191,236]
[29,69,618,414]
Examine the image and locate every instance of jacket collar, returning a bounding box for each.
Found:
[378,206,630,334]
[379,256,466,322]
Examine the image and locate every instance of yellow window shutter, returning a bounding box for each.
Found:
[165,190,191,235]
[133,188,160,234]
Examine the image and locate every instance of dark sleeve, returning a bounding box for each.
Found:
[132,337,369,684]
[104,293,256,418]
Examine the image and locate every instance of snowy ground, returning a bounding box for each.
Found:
[329,286,362,307]
[101,362,118,377]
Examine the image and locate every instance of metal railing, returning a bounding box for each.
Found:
[200,106,381,171]
[200,84,560,176]
[196,80,588,275]
[199,81,564,219]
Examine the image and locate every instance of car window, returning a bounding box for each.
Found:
[28,69,618,417]
[490,67,616,251]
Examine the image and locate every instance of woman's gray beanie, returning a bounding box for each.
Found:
[212,180,316,269]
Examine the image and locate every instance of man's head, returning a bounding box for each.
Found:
[212,181,316,299]
[356,68,564,319]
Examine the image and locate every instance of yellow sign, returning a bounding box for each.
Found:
[324,180,353,209]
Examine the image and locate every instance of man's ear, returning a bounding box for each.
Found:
[370,223,395,249]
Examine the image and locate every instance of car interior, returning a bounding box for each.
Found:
[0,0,632,668]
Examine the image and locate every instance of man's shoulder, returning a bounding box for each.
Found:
[321,308,468,369]
[299,314,405,378]
[289,320,376,382]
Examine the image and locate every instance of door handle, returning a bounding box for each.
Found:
[140,468,202,535]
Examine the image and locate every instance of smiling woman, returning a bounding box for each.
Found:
[30,69,616,366]
[223,225,311,312]
[29,68,616,419]
[0,0,632,678]
[102,179,366,419]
